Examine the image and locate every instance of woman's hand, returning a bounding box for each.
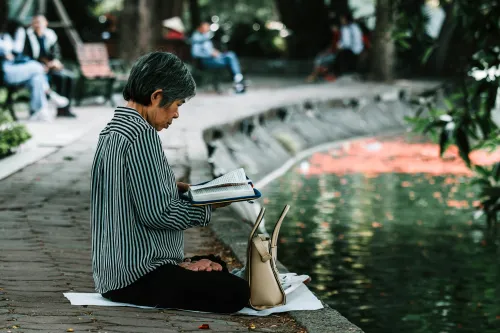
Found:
[176,181,190,194]
[179,259,222,272]
[211,202,231,210]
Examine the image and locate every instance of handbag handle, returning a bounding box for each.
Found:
[271,205,290,248]
[248,207,266,244]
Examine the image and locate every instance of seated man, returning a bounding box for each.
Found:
[191,21,246,94]
[331,13,364,78]
[22,14,76,118]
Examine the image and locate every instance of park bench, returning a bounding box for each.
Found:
[74,43,124,106]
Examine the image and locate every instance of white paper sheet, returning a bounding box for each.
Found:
[63,276,323,317]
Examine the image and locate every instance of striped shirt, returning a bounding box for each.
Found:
[90,106,211,294]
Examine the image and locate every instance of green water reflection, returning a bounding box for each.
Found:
[263,168,500,333]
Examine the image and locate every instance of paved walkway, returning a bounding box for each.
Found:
[0,125,305,332]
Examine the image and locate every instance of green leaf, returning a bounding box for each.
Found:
[398,39,411,49]
[480,186,500,198]
[444,99,454,111]
[492,163,500,181]
[455,126,471,167]
[439,129,450,157]
[471,178,490,187]
[421,45,435,65]
[423,120,445,133]
[475,165,491,178]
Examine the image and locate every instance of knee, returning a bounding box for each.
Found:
[225,51,237,59]
[30,62,45,75]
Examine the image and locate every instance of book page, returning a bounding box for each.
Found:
[190,168,248,191]
[190,183,255,202]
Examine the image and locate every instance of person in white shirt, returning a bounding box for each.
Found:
[332,13,364,78]
[191,21,246,94]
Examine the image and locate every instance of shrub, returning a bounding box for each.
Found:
[0,112,32,158]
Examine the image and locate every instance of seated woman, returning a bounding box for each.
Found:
[91,51,250,313]
[0,20,68,121]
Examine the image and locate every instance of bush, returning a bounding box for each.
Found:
[0,112,32,158]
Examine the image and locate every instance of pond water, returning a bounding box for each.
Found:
[262,136,500,333]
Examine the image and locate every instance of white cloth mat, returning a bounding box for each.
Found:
[63,274,323,317]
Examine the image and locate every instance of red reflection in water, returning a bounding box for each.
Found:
[298,137,500,176]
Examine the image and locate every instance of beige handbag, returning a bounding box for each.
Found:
[245,205,290,310]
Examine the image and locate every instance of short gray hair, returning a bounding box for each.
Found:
[123,52,196,107]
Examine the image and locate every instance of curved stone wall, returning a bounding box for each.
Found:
[200,87,438,333]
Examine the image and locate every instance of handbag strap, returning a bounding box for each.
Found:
[252,235,272,262]
[248,207,266,244]
[271,205,290,248]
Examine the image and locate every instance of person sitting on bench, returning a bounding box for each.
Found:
[19,14,76,118]
[0,20,68,121]
[191,20,246,94]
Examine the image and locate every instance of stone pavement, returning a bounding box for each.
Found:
[0,125,303,333]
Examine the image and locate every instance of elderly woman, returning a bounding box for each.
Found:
[91,52,250,313]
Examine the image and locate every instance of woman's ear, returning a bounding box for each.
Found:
[151,89,163,106]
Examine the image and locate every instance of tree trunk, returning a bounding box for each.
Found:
[274,0,331,58]
[0,0,8,31]
[432,2,456,75]
[188,0,201,31]
[370,0,396,81]
[119,0,184,64]
[329,0,349,16]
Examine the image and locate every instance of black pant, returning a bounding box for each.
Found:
[332,49,358,76]
[50,69,75,105]
[102,256,250,314]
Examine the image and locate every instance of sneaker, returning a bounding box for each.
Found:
[29,107,53,122]
[48,91,69,108]
[234,82,246,94]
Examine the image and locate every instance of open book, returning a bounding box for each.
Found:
[186,168,261,206]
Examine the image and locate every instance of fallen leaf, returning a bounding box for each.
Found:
[198,324,210,329]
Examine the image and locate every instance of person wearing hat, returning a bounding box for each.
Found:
[163,16,185,40]
[191,20,246,94]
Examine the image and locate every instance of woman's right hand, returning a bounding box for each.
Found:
[211,202,231,210]
[179,259,223,272]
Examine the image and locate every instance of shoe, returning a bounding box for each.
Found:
[324,74,337,82]
[29,108,53,122]
[48,91,69,108]
[234,82,246,94]
[57,107,77,118]
[306,74,316,83]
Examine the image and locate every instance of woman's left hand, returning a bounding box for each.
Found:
[179,259,223,272]
[176,181,190,193]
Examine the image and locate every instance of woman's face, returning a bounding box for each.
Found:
[147,90,185,131]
